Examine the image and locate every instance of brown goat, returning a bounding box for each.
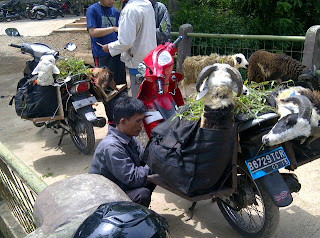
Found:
[247,50,316,84]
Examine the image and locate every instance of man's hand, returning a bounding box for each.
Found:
[102,44,110,53]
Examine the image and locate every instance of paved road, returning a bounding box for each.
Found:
[0,16,81,36]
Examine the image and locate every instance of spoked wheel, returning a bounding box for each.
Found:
[68,109,95,154]
[217,166,279,238]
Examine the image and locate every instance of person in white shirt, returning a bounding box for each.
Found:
[102,0,157,98]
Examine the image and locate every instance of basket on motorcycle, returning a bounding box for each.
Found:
[143,107,238,197]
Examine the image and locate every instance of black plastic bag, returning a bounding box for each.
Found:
[14,77,58,119]
[143,107,236,196]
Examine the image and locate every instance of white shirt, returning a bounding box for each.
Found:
[108,0,157,69]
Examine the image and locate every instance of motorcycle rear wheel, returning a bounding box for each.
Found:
[35,10,45,20]
[69,113,95,155]
[217,166,279,238]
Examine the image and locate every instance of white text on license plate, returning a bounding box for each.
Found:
[245,147,290,180]
[72,96,97,110]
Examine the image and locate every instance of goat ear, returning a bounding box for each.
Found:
[196,64,218,92]
[31,64,40,75]
[52,65,60,74]
[225,65,243,96]
[196,78,208,100]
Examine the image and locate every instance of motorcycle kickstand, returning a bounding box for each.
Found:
[58,128,67,146]
[185,202,197,221]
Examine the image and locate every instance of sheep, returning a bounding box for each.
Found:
[247,50,318,89]
[32,55,60,86]
[262,86,320,146]
[182,53,248,86]
[196,63,243,129]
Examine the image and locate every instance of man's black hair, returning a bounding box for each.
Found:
[113,95,147,125]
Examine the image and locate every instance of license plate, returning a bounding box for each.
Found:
[72,96,97,110]
[245,147,290,180]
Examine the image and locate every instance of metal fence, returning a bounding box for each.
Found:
[0,142,47,234]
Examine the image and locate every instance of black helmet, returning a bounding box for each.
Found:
[72,201,170,238]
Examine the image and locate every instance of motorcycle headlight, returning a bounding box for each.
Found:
[137,62,147,76]
[158,51,172,66]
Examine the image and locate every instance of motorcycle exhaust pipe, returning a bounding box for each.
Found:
[92,117,106,128]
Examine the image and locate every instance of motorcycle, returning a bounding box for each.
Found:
[135,37,319,237]
[0,0,25,21]
[30,0,63,20]
[61,0,79,16]
[5,28,107,155]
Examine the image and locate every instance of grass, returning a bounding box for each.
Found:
[173,81,280,122]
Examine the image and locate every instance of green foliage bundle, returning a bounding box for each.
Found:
[56,57,90,79]
[172,82,277,122]
[234,81,276,119]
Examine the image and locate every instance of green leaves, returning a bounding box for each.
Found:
[56,57,90,79]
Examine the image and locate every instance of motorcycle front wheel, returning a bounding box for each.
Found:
[217,166,279,238]
[68,110,95,154]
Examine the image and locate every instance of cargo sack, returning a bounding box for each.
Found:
[14,77,58,119]
[143,107,236,197]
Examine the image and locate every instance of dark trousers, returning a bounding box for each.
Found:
[94,54,127,123]
[125,183,156,207]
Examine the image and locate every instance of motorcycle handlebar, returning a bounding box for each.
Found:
[9,43,22,48]
[173,36,183,46]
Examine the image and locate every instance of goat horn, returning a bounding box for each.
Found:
[225,65,243,97]
[283,95,312,120]
[196,64,218,92]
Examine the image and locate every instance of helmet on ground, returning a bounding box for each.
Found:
[72,201,170,238]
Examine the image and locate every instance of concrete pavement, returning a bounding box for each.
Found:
[0,16,81,36]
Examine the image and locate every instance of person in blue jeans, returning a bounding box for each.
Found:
[101,0,156,98]
[86,0,127,125]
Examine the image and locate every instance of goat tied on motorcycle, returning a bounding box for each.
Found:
[143,107,236,197]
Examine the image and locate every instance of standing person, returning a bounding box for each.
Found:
[150,0,171,45]
[89,96,155,207]
[86,0,127,125]
[101,0,157,98]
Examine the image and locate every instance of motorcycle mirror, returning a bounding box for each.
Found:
[5,28,20,37]
[65,43,76,51]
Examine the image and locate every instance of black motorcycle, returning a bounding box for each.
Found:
[5,28,106,154]
[0,0,25,21]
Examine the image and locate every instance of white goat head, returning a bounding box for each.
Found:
[195,63,244,109]
[233,53,249,69]
[32,55,60,86]
[262,95,313,146]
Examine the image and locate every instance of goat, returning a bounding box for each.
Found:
[196,63,243,129]
[32,55,60,86]
[182,53,248,86]
[247,50,318,89]
[262,87,320,146]
[89,67,118,91]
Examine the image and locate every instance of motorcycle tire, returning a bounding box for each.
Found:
[28,11,35,20]
[69,110,95,155]
[217,165,280,238]
[49,10,58,19]
[35,10,45,20]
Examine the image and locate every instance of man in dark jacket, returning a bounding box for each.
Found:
[89,96,155,207]
[150,0,171,45]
